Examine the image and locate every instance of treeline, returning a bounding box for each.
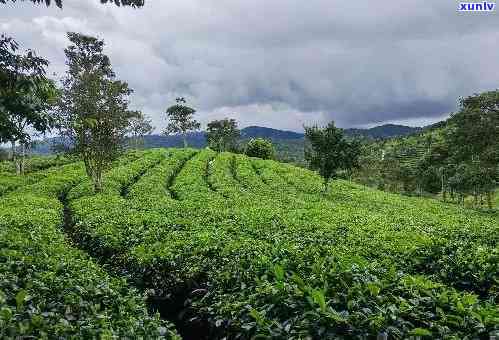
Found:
[1,29,496,207]
[0,31,279,191]
[0,25,371,195]
[354,92,498,209]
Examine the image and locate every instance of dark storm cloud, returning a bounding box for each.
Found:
[349,99,455,126]
[1,0,499,131]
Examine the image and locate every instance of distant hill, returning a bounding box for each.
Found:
[29,123,422,155]
[240,126,304,140]
[344,124,422,139]
[142,132,206,148]
[243,124,422,140]
[142,126,305,148]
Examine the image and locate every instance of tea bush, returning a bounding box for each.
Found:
[0,158,179,338]
[0,154,73,174]
[0,157,75,196]
[67,149,498,338]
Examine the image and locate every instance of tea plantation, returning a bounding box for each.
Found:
[1,148,498,339]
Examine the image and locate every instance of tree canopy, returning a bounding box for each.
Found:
[0,34,57,174]
[445,91,499,207]
[448,91,499,165]
[305,122,361,191]
[163,97,200,148]
[56,32,135,192]
[245,138,274,160]
[206,118,240,152]
[351,90,498,209]
[128,110,154,149]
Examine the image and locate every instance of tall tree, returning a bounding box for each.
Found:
[304,122,361,192]
[56,32,135,192]
[447,91,499,208]
[206,118,240,152]
[128,110,154,149]
[163,97,200,148]
[0,0,144,8]
[449,91,499,164]
[0,34,57,174]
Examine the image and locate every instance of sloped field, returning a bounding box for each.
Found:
[0,156,74,197]
[1,148,498,339]
[0,152,178,339]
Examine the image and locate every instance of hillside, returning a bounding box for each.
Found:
[1,148,497,339]
[353,121,451,192]
[346,124,422,139]
[240,126,304,139]
[239,124,422,140]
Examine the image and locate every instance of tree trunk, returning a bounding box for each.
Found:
[93,169,103,193]
[486,191,493,210]
[11,141,22,175]
[11,141,21,176]
[10,141,15,162]
[83,158,92,180]
[441,175,446,201]
[183,133,188,148]
[83,158,102,193]
[19,143,26,175]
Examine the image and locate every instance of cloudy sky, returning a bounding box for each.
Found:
[1,0,498,132]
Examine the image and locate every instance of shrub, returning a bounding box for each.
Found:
[65,149,499,338]
[0,159,179,339]
[245,138,275,160]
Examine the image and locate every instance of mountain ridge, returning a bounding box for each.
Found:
[29,123,422,154]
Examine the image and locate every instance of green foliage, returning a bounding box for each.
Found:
[305,122,361,191]
[0,34,58,174]
[206,118,240,152]
[63,148,498,338]
[444,91,499,208]
[163,97,200,148]
[0,155,73,196]
[3,154,71,172]
[354,93,498,210]
[67,148,165,201]
[450,91,499,165]
[56,32,135,193]
[270,138,307,166]
[0,35,51,143]
[0,161,178,338]
[128,110,154,149]
[245,138,275,160]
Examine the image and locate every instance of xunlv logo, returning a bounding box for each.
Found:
[458,2,496,11]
